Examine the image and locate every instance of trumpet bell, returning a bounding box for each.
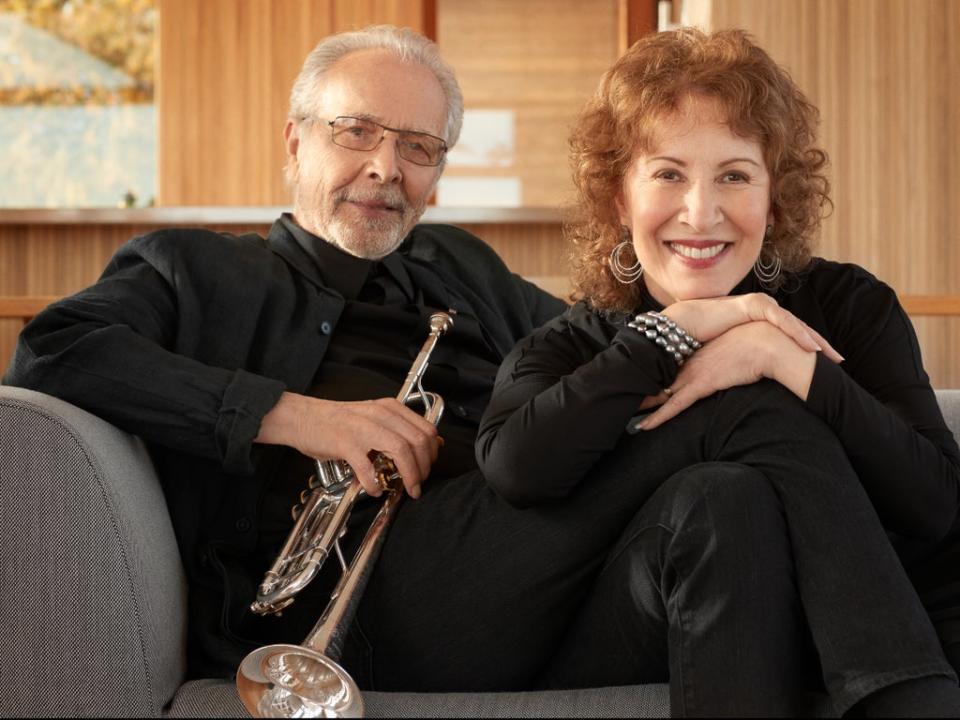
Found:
[237,643,364,718]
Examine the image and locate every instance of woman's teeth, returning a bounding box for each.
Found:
[669,243,726,260]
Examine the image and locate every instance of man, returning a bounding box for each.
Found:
[4,25,564,688]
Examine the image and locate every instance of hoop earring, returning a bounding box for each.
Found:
[610,238,643,284]
[753,227,782,289]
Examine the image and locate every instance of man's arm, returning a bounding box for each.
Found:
[3,252,286,475]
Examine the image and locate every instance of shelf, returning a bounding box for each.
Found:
[0,206,563,226]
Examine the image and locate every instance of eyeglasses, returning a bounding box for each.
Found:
[325,116,448,167]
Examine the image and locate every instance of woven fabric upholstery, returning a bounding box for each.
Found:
[166,679,668,718]
[0,386,187,718]
[166,679,250,718]
[363,685,669,718]
[939,390,960,440]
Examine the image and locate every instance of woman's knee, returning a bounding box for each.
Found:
[606,462,797,615]
[615,462,788,559]
[663,461,782,527]
[714,379,829,437]
[707,381,856,479]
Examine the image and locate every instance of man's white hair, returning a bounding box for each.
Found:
[288,24,464,148]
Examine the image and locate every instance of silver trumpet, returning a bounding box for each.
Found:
[237,311,455,719]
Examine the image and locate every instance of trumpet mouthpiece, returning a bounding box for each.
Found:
[429,311,455,334]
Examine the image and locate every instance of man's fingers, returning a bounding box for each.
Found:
[341,399,437,483]
[376,397,440,436]
[345,452,381,496]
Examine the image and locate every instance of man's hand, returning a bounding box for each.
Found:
[256,392,440,498]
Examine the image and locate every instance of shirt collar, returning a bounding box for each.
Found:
[279,213,373,300]
[275,214,418,302]
[634,271,764,313]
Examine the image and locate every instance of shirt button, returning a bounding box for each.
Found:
[235,516,251,532]
[320,321,332,335]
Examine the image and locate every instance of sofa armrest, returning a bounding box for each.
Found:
[0,386,188,717]
[935,389,960,442]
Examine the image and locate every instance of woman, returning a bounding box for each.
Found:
[477,28,960,716]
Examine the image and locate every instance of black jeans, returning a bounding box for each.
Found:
[539,461,813,717]
[346,381,954,715]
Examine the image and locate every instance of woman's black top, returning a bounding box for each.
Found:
[477,258,960,548]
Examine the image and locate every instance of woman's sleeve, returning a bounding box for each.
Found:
[476,304,677,507]
[804,271,960,541]
[2,242,285,475]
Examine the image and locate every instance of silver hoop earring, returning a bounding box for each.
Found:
[753,245,782,289]
[610,238,643,284]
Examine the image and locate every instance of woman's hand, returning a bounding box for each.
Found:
[256,392,441,498]
[636,319,841,430]
[662,294,839,361]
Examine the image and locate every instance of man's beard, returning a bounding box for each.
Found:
[296,183,427,260]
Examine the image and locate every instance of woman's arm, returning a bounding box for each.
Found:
[476,303,676,507]
[801,270,960,541]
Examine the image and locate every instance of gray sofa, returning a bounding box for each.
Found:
[2,384,957,718]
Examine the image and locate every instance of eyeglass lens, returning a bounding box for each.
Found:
[329,116,445,166]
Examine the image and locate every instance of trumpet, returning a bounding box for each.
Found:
[237,310,455,719]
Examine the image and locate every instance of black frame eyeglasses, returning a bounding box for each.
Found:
[325,115,448,167]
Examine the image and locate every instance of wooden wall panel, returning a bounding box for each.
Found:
[705,0,960,386]
[620,0,660,54]
[706,0,960,294]
[460,222,568,279]
[437,0,619,208]
[157,0,427,207]
[332,0,427,32]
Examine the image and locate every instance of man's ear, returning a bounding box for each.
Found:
[284,120,300,165]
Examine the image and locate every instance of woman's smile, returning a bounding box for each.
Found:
[665,240,732,265]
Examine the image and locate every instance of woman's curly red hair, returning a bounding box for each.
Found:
[567,28,831,311]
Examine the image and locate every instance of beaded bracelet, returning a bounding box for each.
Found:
[626,311,702,366]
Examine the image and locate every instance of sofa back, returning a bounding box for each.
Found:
[938,390,960,441]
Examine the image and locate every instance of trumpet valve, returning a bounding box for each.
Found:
[370,452,402,492]
[251,596,294,616]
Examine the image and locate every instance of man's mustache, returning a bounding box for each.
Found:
[334,187,410,213]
